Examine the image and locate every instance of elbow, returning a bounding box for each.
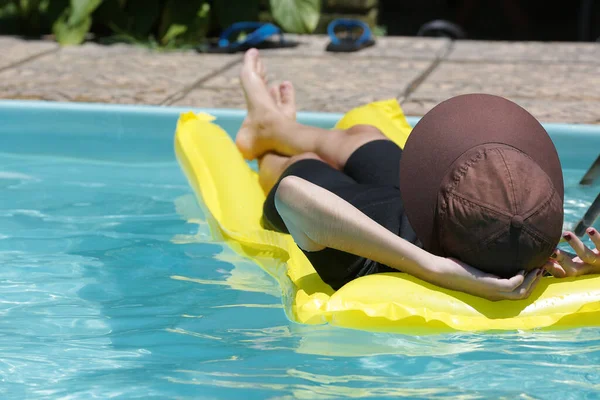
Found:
[274,176,308,213]
[274,175,320,234]
[274,176,327,251]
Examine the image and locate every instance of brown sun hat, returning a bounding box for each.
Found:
[399,94,564,277]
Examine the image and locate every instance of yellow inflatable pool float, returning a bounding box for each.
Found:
[174,99,600,334]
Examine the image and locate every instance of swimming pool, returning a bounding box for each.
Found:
[1,100,599,398]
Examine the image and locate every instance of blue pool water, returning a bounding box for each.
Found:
[1,101,599,399]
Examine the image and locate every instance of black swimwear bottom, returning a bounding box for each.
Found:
[262,140,420,290]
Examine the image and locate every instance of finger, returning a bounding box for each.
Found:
[519,270,543,299]
[587,228,600,250]
[521,268,542,293]
[504,269,543,300]
[554,248,585,273]
[549,248,568,264]
[563,231,597,264]
[495,269,525,291]
[544,260,566,278]
[554,248,578,266]
[502,268,539,295]
[470,266,524,291]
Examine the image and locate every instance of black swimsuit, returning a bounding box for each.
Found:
[262,140,422,290]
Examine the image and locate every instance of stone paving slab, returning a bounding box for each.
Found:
[405,60,600,123]
[173,56,432,112]
[401,97,600,124]
[448,40,600,64]
[0,37,58,70]
[409,61,600,102]
[170,87,247,110]
[0,37,598,124]
[0,43,240,104]
[263,34,450,60]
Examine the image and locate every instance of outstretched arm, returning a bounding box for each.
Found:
[275,176,543,301]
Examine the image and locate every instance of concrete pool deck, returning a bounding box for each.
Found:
[0,35,599,124]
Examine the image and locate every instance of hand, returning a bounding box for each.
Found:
[545,228,600,278]
[437,257,544,301]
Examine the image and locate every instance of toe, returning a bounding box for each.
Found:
[245,48,259,66]
[279,81,296,118]
[241,49,266,85]
[280,81,295,105]
[256,55,266,83]
[242,48,259,75]
[240,49,276,110]
[270,84,282,107]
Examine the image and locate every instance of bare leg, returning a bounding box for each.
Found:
[259,152,323,195]
[257,81,327,194]
[257,85,329,194]
[258,152,290,194]
[236,49,387,170]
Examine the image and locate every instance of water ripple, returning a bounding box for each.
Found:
[1,153,598,399]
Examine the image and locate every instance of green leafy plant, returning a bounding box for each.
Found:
[270,0,320,34]
[0,0,47,35]
[157,0,210,46]
[52,0,103,45]
[0,0,322,47]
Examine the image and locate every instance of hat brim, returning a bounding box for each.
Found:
[399,94,564,254]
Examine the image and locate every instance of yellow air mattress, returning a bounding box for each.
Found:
[174,100,600,334]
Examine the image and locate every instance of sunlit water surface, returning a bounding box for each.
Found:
[1,152,599,399]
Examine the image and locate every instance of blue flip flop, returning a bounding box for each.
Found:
[199,22,298,54]
[326,19,376,53]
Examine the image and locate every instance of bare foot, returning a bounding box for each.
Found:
[278,81,296,120]
[269,81,296,119]
[257,82,297,193]
[235,49,287,160]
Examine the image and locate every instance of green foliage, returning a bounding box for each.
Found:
[158,0,210,46]
[125,0,160,37]
[0,0,322,46]
[68,0,102,25]
[270,0,320,34]
[0,2,20,34]
[0,0,47,35]
[373,25,387,37]
[53,0,103,45]
[45,0,70,23]
[93,0,127,32]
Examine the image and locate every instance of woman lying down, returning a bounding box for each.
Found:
[233,49,600,301]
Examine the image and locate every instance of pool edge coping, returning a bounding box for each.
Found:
[2,99,600,135]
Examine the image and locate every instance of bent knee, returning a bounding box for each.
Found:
[345,124,387,142]
[326,125,388,169]
[289,152,322,163]
[283,152,323,170]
